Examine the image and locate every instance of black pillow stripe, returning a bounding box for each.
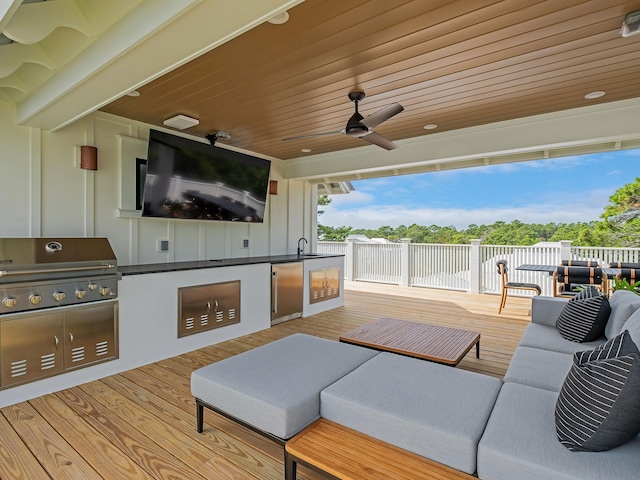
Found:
[575,330,640,364]
[556,287,611,342]
[555,353,640,452]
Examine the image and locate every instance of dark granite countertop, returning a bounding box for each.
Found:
[118,253,343,276]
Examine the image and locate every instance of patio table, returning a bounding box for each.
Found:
[516,264,620,277]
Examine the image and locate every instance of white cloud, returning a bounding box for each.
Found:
[321,201,604,229]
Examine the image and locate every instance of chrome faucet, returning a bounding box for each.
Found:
[297,237,308,256]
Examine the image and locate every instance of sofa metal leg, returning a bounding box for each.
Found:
[196,399,204,433]
[284,450,297,480]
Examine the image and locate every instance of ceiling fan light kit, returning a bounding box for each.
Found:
[283,90,404,150]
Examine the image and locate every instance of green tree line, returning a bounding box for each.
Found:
[318,177,640,247]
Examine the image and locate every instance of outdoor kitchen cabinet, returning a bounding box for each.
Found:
[0,311,64,387]
[309,267,340,304]
[178,280,240,337]
[0,301,118,389]
[64,302,118,370]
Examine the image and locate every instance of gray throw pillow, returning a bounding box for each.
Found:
[556,287,611,342]
[555,353,640,452]
[575,330,640,364]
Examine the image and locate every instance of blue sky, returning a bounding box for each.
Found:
[320,149,640,230]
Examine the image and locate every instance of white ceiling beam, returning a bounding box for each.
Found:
[284,98,640,181]
[0,0,21,32]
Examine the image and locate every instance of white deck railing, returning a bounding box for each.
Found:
[317,239,640,296]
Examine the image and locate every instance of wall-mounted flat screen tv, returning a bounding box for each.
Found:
[141,129,271,222]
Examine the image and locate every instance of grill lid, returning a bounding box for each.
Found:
[0,238,117,283]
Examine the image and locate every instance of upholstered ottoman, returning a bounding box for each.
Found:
[190,333,378,441]
[320,352,502,474]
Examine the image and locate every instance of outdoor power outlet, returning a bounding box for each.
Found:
[157,239,169,252]
[241,238,249,249]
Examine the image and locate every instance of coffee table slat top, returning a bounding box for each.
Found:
[339,317,480,366]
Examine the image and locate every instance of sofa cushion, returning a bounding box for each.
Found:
[519,323,605,355]
[555,353,640,452]
[190,333,378,439]
[503,346,573,392]
[320,352,502,474]
[624,308,640,346]
[556,288,611,342]
[575,329,640,364]
[531,295,570,327]
[477,383,640,480]
[605,290,640,339]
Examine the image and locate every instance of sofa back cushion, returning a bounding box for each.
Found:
[556,287,610,342]
[605,290,640,339]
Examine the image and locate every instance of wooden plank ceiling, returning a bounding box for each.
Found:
[100,0,640,160]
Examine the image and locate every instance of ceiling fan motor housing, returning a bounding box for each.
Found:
[346,112,369,137]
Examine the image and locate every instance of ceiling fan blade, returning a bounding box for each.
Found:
[282,130,344,141]
[360,102,404,128]
[361,131,398,150]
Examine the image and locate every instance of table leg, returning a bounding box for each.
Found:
[476,340,480,358]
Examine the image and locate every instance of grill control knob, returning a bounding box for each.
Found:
[29,294,43,305]
[2,297,16,308]
[99,287,112,297]
[75,289,87,299]
[88,282,98,291]
[52,291,66,302]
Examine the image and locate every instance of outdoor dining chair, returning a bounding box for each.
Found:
[553,266,607,298]
[616,268,640,286]
[559,259,600,267]
[608,262,640,269]
[496,260,541,314]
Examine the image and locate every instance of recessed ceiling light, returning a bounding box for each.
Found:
[301,148,312,153]
[423,124,438,130]
[126,90,140,97]
[268,11,289,24]
[163,114,199,130]
[584,91,605,100]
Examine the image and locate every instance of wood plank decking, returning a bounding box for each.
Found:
[0,283,533,479]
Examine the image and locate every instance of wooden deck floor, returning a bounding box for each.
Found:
[0,283,533,479]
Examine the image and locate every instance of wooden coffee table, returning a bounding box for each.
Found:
[339,317,480,366]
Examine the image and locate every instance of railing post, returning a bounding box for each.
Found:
[345,238,355,281]
[470,239,482,294]
[560,240,572,262]
[400,238,411,286]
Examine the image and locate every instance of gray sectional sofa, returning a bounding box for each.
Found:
[479,290,640,480]
[191,290,640,479]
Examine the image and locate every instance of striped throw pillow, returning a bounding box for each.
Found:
[556,288,611,342]
[555,353,640,451]
[575,330,640,364]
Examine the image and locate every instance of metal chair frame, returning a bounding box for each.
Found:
[496,260,541,314]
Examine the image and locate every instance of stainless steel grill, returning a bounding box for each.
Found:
[0,238,117,315]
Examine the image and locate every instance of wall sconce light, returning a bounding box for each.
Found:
[269,180,278,195]
[80,146,98,170]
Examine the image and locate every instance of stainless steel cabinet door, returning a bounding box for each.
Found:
[1,311,64,387]
[64,301,118,369]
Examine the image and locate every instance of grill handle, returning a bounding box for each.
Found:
[0,264,115,277]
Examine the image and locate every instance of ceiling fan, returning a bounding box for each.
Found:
[283,91,404,150]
